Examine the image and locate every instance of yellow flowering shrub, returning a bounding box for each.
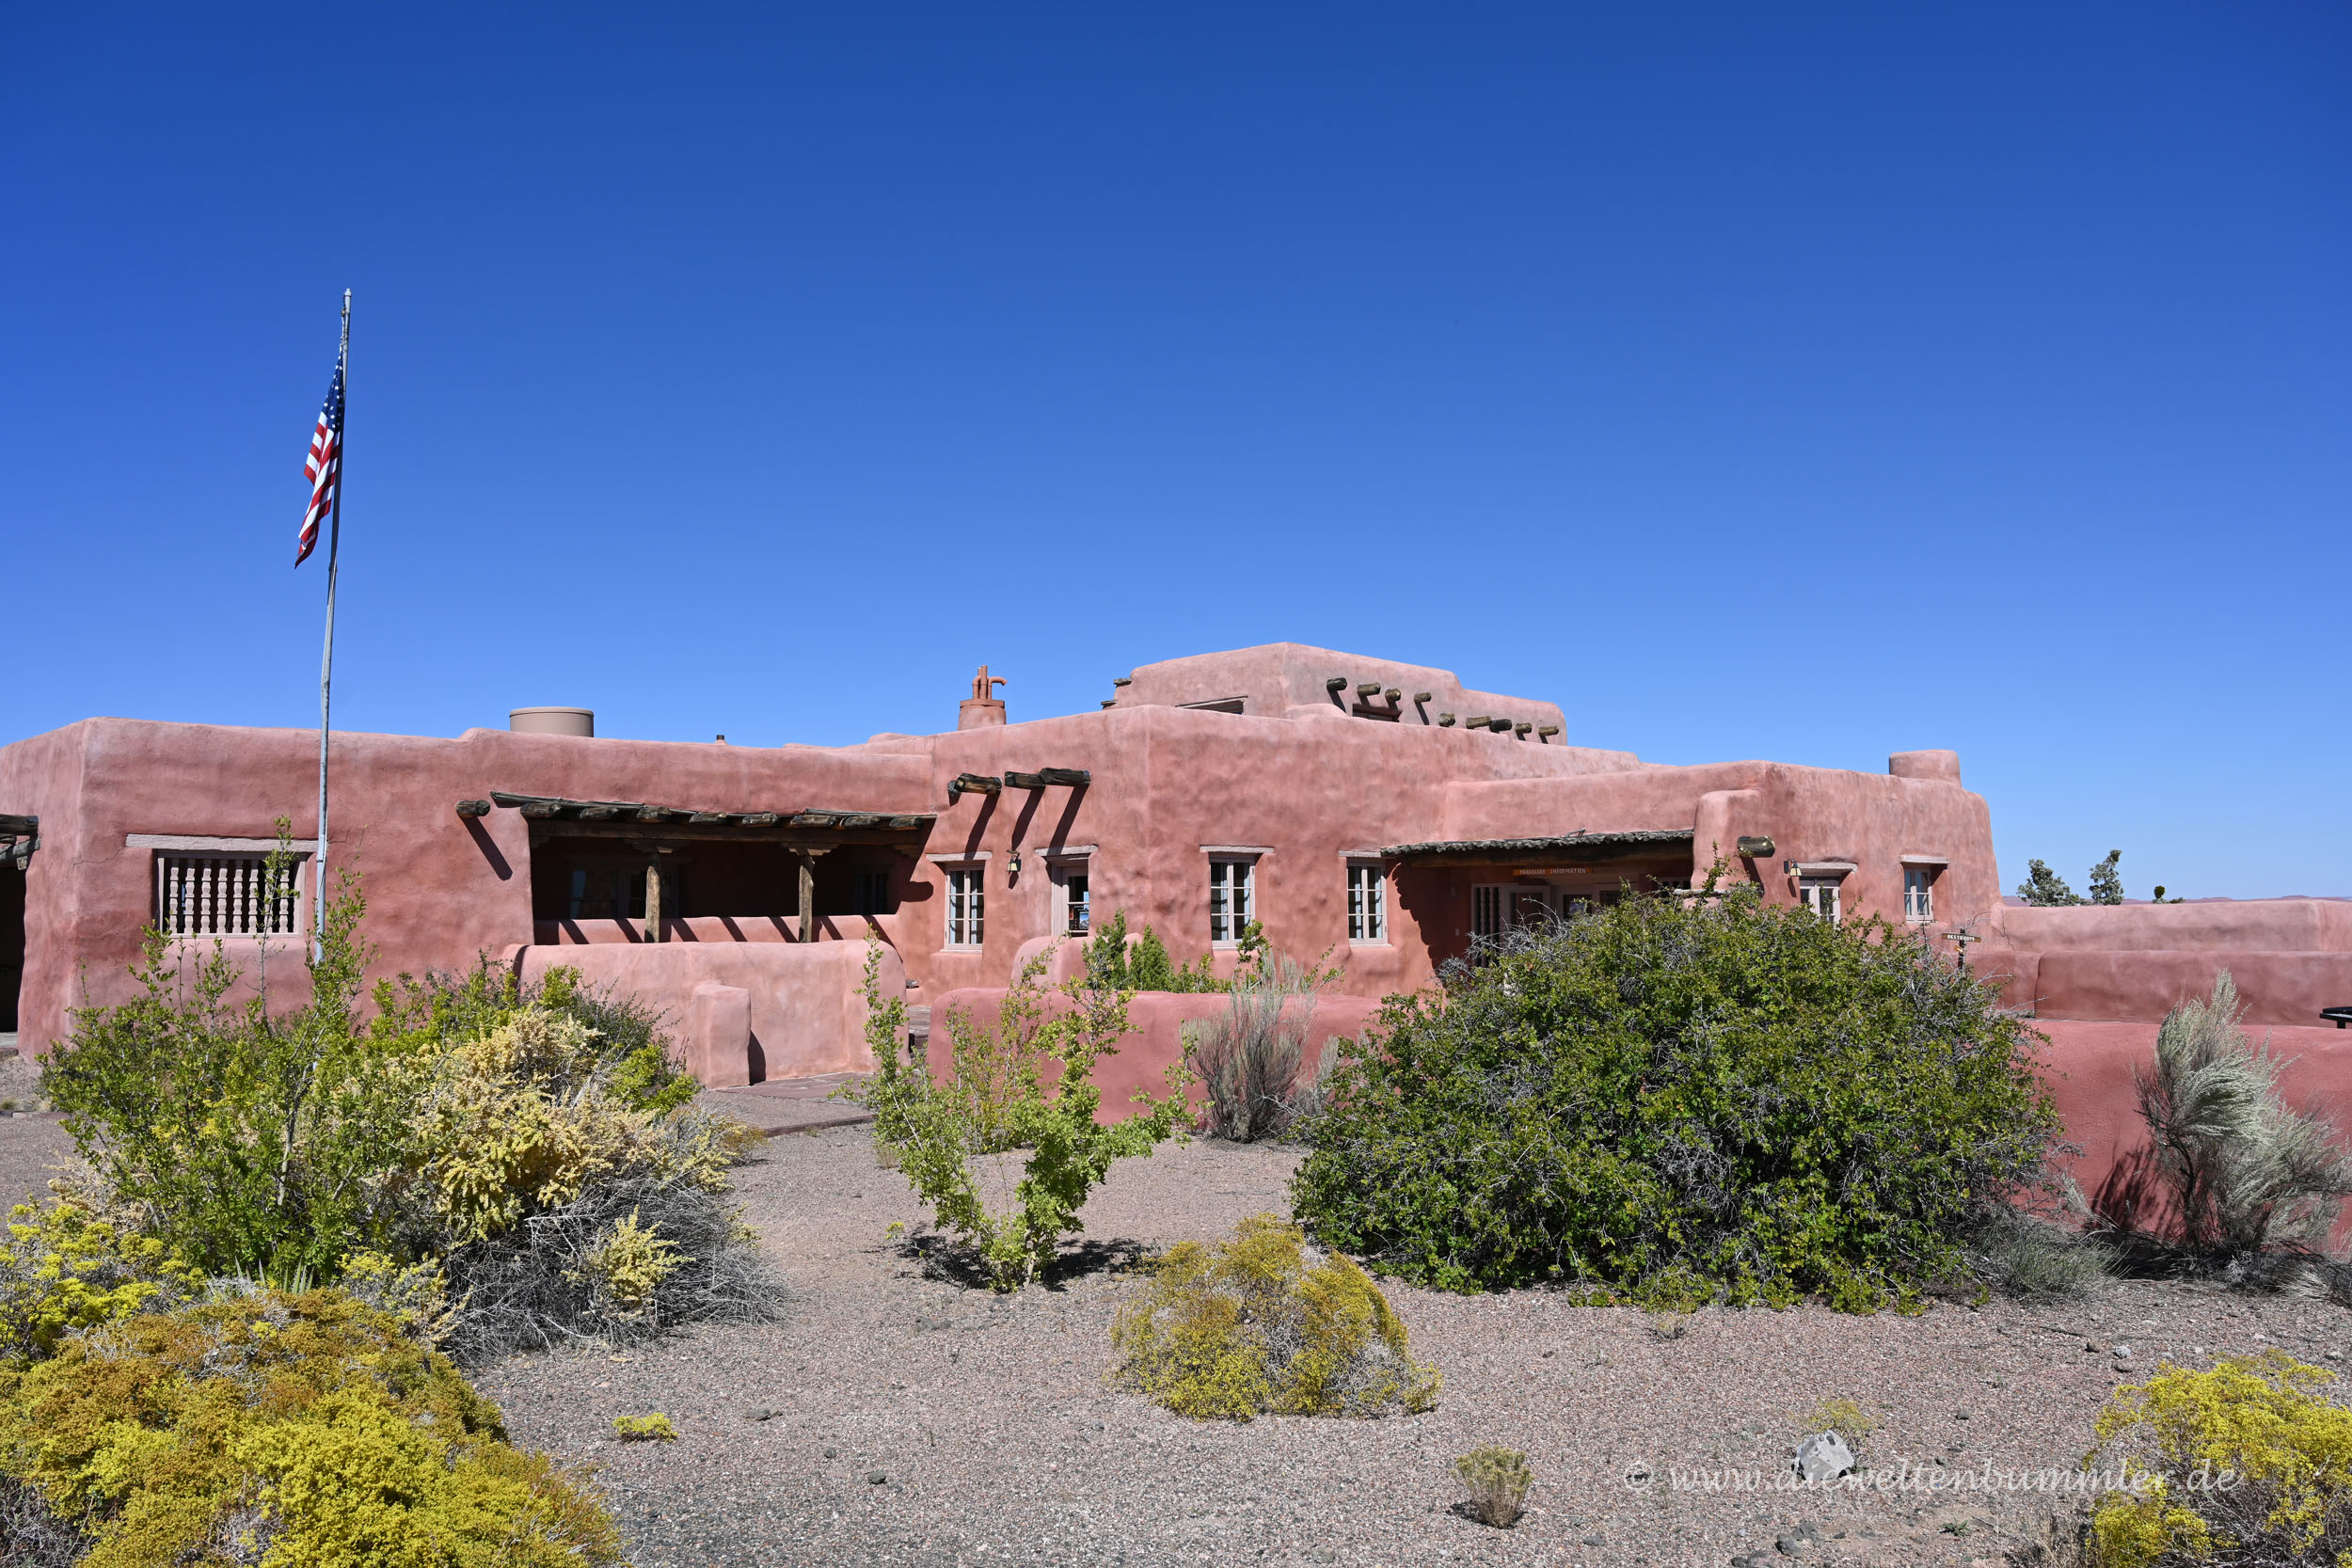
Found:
[573,1211,689,1318]
[0,1287,619,1567]
[411,1006,741,1246]
[612,1414,676,1441]
[0,1197,198,1363]
[1111,1213,1439,1420]
[2089,1351,2352,1568]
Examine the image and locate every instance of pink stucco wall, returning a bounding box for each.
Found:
[2032,1020,2352,1248]
[518,938,902,1085]
[927,985,1386,1123]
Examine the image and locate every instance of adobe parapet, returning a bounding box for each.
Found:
[1106,642,1569,738]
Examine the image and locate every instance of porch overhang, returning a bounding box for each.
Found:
[478,792,934,851]
[1378,828,1694,871]
[0,814,34,871]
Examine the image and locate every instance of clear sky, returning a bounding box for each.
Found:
[5,4,2345,898]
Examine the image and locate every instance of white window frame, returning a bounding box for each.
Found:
[943,864,985,948]
[1798,877,1843,924]
[1345,860,1387,943]
[1903,865,1936,923]
[1207,857,1257,945]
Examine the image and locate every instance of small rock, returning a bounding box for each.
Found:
[866,1469,887,1484]
[1581,1534,1605,1548]
[2193,1345,2208,1358]
[1790,1432,1856,1484]
[1954,1409,1970,1421]
[2328,1350,2344,1362]
[2113,1344,2133,1360]
[1774,1538,1807,1560]
[745,1407,773,1422]
[823,1447,837,1458]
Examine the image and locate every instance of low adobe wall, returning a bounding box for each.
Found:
[2032,1020,2352,1249]
[928,987,1386,1122]
[1974,948,2352,1027]
[517,938,901,1086]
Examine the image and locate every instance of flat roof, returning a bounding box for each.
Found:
[1380,828,1694,866]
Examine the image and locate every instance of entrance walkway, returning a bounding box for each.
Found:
[699,1072,875,1137]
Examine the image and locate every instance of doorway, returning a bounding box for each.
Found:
[0,864,23,1036]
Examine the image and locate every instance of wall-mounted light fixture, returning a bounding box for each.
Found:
[1007,849,1023,879]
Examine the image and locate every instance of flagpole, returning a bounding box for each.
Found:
[312,290,349,965]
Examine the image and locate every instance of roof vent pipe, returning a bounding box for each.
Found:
[510,706,595,737]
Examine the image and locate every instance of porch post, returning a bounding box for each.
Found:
[644,857,664,943]
[797,848,827,942]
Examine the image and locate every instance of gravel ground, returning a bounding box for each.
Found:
[477,1124,2352,1568]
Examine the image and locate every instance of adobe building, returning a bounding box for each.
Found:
[4,641,2347,1201]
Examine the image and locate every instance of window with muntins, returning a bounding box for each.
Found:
[158,854,300,938]
[1799,877,1843,924]
[1063,871,1090,936]
[1903,866,1935,923]
[1471,884,1507,941]
[1208,859,1254,943]
[1346,863,1385,942]
[945,866,984,947]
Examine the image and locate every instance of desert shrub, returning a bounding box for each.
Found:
[0,1196,198,1363]
[1453,1446,1531,1528]
[1186,954,1339,1143]
[2089,850,2126,907]
[1290,885,2063,1307]
[1967,1206,2114,1300]
[612,1414,676,1441]
[2133,973,2352,1258]
[0,1285,620,1567]
[1111,1213,1439,1420]
[48,874,774,1355]
[47,877,425,1280]
[848,947,1189,1289]
[1082,911,1227,993]
[2086,1352,2352,1567]
[1803,1396,1883,1447]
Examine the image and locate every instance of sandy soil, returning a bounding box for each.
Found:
[476,1124,2352,1568]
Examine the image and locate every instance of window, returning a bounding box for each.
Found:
[1208,858,1254,943]
[945,866,984,947]
[1903,865,1936,923]
[1798,877,1842,924]
[853,870,892,916]
[566,864,685,921]
[157,854,300,938]
[1062,871,1090,936]
[1346,863,1386,942]
[1472,884,1507,940]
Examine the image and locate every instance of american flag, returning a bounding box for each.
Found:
[296,356,344,566]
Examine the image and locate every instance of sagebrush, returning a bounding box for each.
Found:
[1453,1446,1532,1528]
[2132,972,2352,1258]
[1290,883,2063,1308]
[1185,953,1340,1143]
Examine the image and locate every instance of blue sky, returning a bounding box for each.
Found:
[4,4,2345,898]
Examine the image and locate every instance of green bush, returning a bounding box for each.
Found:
[847,946,1189,1289]
[1186,952,1342,1143]
[1110,1213,1439,1420]
[0,1285,620,1567]
[46,869,772,1354]
[1082,911,1228,993]
[1290,885,2063,1308]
